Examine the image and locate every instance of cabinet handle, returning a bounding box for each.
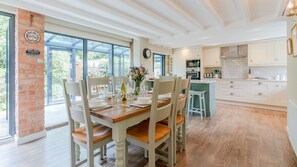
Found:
[230,81,234,84]
[276,85,279,87]
[258,82,262,85]
[258,93,263,96]
[230,93,234,95]
[230,85,234,88]
[250,60,253,62]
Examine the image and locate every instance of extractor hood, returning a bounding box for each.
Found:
[220,44,247,59]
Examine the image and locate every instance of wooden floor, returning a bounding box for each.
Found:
[0,104,296,167]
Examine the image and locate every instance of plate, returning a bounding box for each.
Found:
[137,97,151,100]
[133,100,152,105]
[89,101,109,109]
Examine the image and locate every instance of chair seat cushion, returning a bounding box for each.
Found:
[127,120,170,143]
[160,114,185,125]
[72,124,112,144]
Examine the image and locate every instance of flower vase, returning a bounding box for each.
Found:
[134,81,141,96]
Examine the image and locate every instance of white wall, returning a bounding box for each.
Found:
[287,19,297,157]
[172,47,203,78]
[132,38,173,77]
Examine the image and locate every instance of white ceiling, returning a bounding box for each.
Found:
[0,0,289,48]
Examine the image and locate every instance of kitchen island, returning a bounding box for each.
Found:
[190,80,216,117]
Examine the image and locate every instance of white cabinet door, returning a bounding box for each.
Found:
[203,47,221,67]
[248,43,268,66]
[274,39,287,65]
[248,39,287,66]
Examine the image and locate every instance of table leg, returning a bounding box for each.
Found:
[112,122,127,167]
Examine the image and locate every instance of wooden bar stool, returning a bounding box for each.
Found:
[188,90,206,120]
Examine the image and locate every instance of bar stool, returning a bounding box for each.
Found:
[188,90,206,120]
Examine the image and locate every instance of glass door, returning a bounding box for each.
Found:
[44,32,83,127]
[153,53,165,77]
[0,12,15,139]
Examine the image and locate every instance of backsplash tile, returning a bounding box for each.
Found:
[221,57,248,79]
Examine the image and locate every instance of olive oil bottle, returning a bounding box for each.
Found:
[121,79,127,101]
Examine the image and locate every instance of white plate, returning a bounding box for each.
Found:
[133,100,152,105]
[89,101,109,109]
[137,97,151,100]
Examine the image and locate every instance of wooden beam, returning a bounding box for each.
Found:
[159,0,204,30]
[80,0,173,36]
[121,0,187,33]
[196,0,225,27]
[0,0,139,39]
[41,0,160,38]
[232,0,250,22]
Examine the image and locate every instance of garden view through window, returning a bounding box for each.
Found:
[44,32,130,127]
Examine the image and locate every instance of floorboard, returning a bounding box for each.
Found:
[0,104,296,167]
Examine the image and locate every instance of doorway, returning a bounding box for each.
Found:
[0,12,15,139]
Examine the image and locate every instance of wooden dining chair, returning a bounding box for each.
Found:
[86,76,110,99]
[62,79,112,167]
[112,76,129,94]
[126,79,179,167]
[160,76,191,163]
[159,75,176,81]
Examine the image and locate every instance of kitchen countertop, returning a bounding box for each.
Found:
[191,80,216,84]
[202,78,287,82]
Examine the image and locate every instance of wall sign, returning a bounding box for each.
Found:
[24,30,40,43]
[26,49,40,57]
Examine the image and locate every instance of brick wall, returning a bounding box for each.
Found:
[15,9,45,138]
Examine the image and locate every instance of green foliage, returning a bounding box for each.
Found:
[0,16,9,111]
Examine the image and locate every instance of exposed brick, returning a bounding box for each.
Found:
[15,9,45,138]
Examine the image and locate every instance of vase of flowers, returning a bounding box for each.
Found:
[129,65,148,96]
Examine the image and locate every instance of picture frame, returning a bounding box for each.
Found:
[287,38,293,55]
[291,24,297,57]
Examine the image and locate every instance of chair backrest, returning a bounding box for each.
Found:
[148,78,179,143]
[112,76,129,93]
[174,76,191,120]
[62,79,93,142]
[86,76,110,99]
[159,75,176,81]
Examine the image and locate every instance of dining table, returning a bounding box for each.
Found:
[90,98,171,167]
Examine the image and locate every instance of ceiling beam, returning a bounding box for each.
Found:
[159,0,204,30]
[277,0,289,17]
[196,0,225,27]
[232,0,250,22]
[74,0,173,37]
[44,0,160,38]
[0,0,140,39]
[121,0,187,33]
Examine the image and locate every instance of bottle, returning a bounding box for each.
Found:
[121,79,127,101]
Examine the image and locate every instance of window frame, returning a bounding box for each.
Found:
[153,53,166,76]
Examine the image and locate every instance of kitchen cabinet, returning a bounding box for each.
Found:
[216,80,287,107]
[203,47,221,67]
[248,39,287,66]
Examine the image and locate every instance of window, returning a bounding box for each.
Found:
[43,32,131,127]
[87,40,111,77]
[113,45,130,77]
[153,53,165,77]
[0,12,15,138]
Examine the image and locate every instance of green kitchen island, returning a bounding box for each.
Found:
[189,80,216,117]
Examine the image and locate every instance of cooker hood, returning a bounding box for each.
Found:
[220,44,247,59]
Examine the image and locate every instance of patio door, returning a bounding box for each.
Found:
[0,12,15,139]
[44,32,83,127]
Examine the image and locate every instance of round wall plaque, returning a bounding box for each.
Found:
[24,30,40,43]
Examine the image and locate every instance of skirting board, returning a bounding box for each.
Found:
[216,100,287,111]
[15,130,47,145]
